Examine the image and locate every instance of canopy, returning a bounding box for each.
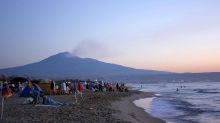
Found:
[10,77,29,84]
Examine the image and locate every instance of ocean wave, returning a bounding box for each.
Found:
[193,89,219,94]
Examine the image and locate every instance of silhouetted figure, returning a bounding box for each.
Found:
[116,83,119,90]
[50,81,55,95]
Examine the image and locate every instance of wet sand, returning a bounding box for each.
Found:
[112,91,165,123]
[0,91,165,123]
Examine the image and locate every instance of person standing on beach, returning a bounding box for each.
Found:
[77,80,83,99]
[70,80,78,103]
[50,81,55,95]
[116,83,119,91]
[61,82,67,94]
[69,80,83,103]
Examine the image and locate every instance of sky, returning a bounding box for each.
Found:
[1,0,220,73]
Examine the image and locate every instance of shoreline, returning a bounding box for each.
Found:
[111,91,166,123]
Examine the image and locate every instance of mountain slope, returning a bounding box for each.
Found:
[0,52,171,79]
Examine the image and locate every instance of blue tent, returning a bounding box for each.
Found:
[20,84,42,97]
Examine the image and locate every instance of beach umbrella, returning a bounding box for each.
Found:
[10,77,29,84]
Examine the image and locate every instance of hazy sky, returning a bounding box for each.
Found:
[1,0,220,72]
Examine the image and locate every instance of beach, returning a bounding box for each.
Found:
[112,91,165,123]
[0,90,165,123]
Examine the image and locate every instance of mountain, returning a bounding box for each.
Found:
[0,52,171,80]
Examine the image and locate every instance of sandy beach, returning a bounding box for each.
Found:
[112,91,165,123]
[0,90,165,123]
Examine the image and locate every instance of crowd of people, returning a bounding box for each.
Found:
[84,80,128,93]
[53,80,128,95]
[1,76,129,105]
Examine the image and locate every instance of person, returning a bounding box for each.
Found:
[77,80,83,99]
[86,82,89,90]
[66,84,70,94]
[55,84,59,95]
[98,82,103,92]
[2,84,13,98]
[69,81,78,103]
[125,87,129,92]
[28,81,32,88]
[42,95,63,105]
[50,81,55,95]
[29,87,40,104]
[70,80,83,103]
[86,79,90,90]
[116,83,119,91]
[61,82,67,94]
[15,82,21,93]
[90,82,94,91]
[108,83,113,91]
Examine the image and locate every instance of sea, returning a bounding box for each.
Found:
[128,82,220,123]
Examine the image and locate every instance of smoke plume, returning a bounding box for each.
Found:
[72,40,116,59]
